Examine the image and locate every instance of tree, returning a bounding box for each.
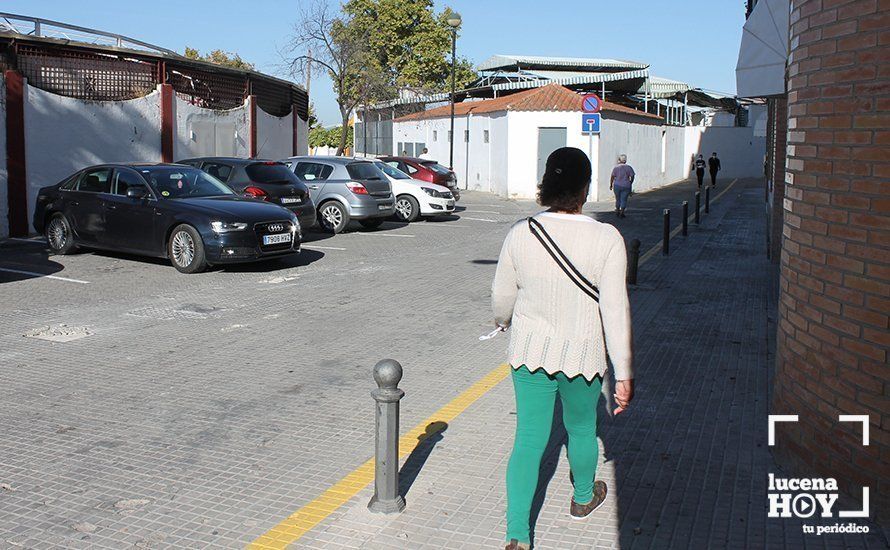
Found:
[184,47,255,71]
[286,2,387,155]
[341,0,477,94]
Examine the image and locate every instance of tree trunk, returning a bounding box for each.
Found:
[336,111,350,156]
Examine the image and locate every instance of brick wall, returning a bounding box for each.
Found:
[774,0,889,526]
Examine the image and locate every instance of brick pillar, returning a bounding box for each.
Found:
[774,0,889,527]
[5,70,28,237]
[768,97,788,261]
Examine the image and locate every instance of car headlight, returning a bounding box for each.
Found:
[211,221,248,233]
[422,187,442,198]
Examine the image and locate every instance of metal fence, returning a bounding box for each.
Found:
[0,38,308,119]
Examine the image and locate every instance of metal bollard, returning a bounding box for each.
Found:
[705,186,711,214]
[368,359,406,514]
[662,209,670,256]
[695,192,701,225]
[626,239,641,285]
[682,201,688,236]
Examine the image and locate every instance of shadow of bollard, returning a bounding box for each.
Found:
[398,421,448,501]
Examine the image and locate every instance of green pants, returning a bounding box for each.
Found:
[506,365,602,543]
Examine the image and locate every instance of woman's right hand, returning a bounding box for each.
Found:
[614,379,634,414]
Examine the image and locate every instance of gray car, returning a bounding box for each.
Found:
[281,156,395,233]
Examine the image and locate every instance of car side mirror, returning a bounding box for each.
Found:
[127,186,149,199]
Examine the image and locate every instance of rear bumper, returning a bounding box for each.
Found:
[283,202,317,229]
[348,196,395,220]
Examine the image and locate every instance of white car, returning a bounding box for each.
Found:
[374,161,455,222]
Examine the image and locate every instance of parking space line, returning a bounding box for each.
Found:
[352,233,416,238]
[460,217,498,223]
[0,267,90,284]
[416,223,471,228]
[302,245,347,251]
[249,365,511,549]
[466,210,503,214]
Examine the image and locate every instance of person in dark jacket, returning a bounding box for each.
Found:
[708,152,721,187]
[694,155,706,187]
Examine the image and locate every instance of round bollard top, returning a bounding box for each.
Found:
[373,359,403,389]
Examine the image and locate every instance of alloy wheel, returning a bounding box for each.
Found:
[171,230,195,267]
[322,205,343,229]
[395,198,413,220]
[47,217,68,251]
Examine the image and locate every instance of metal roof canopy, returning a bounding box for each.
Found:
[478,54,648,72]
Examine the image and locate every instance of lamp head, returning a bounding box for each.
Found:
[446,12,462,28]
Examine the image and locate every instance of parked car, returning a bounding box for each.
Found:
[280,156,395,233]
[33,164,302,273]
[373,161,455,222]
[177,157,315,229]
[378,156,461,201]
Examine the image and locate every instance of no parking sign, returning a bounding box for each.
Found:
[581,94,602,113]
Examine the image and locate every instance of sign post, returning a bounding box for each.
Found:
[581,94,603,202]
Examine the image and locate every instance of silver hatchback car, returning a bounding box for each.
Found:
[281,156,396,233]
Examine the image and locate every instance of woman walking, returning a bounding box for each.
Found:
[492,147,634,550]
[609,154,635,218]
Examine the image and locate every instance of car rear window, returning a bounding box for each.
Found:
[245,162,300,184]
[345,162,383,181]
[421,162,452,175]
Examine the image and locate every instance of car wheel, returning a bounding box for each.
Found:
[318,201,349,234]
[167,224,207,274]
[359,218,385,230]
[45,213,77,255]
[394,195,420,222]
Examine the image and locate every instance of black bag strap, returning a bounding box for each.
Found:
[527,216,600,302]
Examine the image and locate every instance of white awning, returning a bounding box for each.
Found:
[736,0,790,98]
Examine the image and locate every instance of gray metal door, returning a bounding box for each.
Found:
[537,127,567,183]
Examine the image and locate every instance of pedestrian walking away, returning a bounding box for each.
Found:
[492,147,635,550]
[609,154,635,218]
[694,154,706,188]
[708,152,721,187]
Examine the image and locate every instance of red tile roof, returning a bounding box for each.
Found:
[395,84,662,122]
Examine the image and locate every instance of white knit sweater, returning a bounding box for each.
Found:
[491,212,633,381]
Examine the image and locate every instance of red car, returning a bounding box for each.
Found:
[379,156,460,201]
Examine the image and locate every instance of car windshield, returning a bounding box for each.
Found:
[245,162,300,184]
[421,161,452,175]
[141,167,234,199]
[375,162,411,180]
[345,162,383,180]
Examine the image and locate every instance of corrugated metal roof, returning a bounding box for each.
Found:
[478,54,649,72]
[395,83,662,122]
[490,69,649,92]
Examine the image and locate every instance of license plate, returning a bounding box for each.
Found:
[281,197,301,204]
[378,204,391,210]
[263,233,292,245]
[446,200,455,208]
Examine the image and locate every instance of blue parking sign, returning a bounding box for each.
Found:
[582,113,601,134]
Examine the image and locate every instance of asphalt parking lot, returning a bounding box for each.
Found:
[0,190,551,548]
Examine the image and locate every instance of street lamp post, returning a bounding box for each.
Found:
[446,12,461,170]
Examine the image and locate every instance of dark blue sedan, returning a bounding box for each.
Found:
[33,164,302,273]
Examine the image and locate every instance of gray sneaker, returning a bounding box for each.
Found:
[570,480,607,519]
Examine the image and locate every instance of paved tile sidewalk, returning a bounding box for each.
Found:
[294,179,885,549]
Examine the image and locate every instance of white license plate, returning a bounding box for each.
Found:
[378,204,391,210]
[263,233,292,245]
[281,197,301,204]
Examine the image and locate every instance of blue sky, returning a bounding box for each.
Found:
[5,1,745,125]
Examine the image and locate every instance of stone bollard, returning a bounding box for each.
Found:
[662,209,670,256]
[627,239,641,285]
[695,192,701,225]
[705,186,711,214]
[682,201,689,236]
[368,359,406,514]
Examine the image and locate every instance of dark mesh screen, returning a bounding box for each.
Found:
[167,63,247,110]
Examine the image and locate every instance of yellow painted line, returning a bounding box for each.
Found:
[638,178,738,265]
[248,365,511,549]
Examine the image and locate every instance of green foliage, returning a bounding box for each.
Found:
[308,125,355,149]
[341,0,477,95]
[184,47,255,71]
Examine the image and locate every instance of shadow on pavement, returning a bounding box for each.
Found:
[217,249,324,273]
[399,421,448,502]
[0,240,67,284]
[470,259,498,265]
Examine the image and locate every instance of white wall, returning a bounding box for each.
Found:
[295,115,309,156]
[683,126,766,179]
[255,107,292,160]
[24,85,162,231]
[0,73,7,238]
[174,96,248,160]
